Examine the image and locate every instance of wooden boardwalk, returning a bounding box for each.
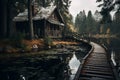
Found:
[74,42,117,80]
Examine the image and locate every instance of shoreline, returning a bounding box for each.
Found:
[0,40,82,60]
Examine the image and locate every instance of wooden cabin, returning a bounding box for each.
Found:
[13,5,65,39]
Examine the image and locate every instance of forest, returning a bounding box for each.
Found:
[0,0,120,80]
[74,0,120,38]
[75,9,120,35]
[0,0,120,39]
[0,0,74,39]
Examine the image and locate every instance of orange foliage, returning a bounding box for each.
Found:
[53,41,79,45]
[22,39,44,48]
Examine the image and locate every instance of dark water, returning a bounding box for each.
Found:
[107,38,120,77]
[107,38,120,66]
[0,44,90,80]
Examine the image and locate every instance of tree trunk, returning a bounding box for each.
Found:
[0,0,7,38]
[28,0,34,39]
[7,0,16,38]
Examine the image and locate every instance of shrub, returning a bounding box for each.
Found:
[44,37,53,47]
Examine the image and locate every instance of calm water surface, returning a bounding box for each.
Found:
[0,44,89,80]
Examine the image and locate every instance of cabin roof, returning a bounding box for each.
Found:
[13,6,64,26]
[48,19,64,26]
[13,6,56,21]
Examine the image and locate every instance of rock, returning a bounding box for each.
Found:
[32,44,38,52]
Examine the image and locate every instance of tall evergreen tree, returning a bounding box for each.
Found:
[94,10,101,33]
[96,0,119,23]
[28,0,34,39]
[75,10,102,34]
[75,11,87,33]
[0,0,8,38]
[86,11,95,33]
[75,14,80,32]
[112,11,120,34]
[0,0,28,38]
[54,0,74,33]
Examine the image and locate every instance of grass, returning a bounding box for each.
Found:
[0,39,80,60]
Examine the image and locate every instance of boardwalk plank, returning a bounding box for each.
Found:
[79,77,91,80]
[79,77,111,80]
[85,64,110,67]
[80,73,114,79]
[75,42,116,80]
[83,67,112,72]
[82,70,113,75]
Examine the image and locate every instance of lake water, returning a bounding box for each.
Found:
[0,44,90,80]
[107,38,120,77]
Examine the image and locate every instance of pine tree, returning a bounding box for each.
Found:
[86,11,94,33]
[112,11,120,34]
[0,0,8,38]
[75,14,80,32]
[93,10,101,33]
[54,0,74,33]
[28,0,34,39]
[77,11,87,33]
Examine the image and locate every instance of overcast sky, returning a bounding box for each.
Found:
[69,0,100,18]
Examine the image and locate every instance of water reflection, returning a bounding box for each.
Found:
[20,75,25,80]
[69,52,80,80]
[0,45,89,80]
[111,50,116,66]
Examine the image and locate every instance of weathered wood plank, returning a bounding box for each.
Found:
[81,70,113,75]
[79,77,91,80]
[83,67,112,72]
[84,64,110,67]
[87,61,108,64]
[80,73,114,79]
[79,77,111,80]
[74,42,116,80]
